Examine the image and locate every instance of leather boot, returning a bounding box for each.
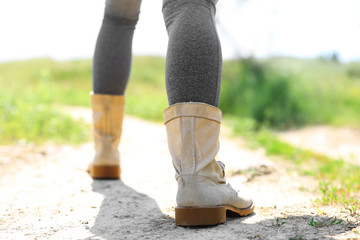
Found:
[163,102,254,226]
[88,93,124,179]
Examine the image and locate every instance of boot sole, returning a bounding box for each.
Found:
[175,203,255,226]
[88,165,121,179]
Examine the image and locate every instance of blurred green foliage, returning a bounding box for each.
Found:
[0,59,90,144]
[221,58,304,129]
[1,56,359,144]
[0,89,89,144]
[221,57,360,129]
[0,57,168,144]
[125,57,168,121]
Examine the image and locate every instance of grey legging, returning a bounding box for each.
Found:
[92,0,222,107]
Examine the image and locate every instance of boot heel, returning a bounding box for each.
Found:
[90,165,121,179]
[175,206,227,226]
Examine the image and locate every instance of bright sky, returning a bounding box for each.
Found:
[1,0,360,62]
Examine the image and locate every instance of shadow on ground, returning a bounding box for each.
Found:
[88,180,356,240]
[88,180,174,239]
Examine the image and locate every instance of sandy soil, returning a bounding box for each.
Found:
[0,109,359,240]
[278,126,360,165]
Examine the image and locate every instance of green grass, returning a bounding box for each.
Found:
[0,58,92,106]
[0,58,91,144]
[0,57,167,144]
[0,89,89,144]
[2,56,358,129]
[125,57,168,121]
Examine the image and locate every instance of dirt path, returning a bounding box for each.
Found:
[278,126,360,165]
[0,109,359,239]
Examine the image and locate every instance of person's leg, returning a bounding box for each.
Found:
[163,0,222,107]
[89,0,142,179]
[93,0,142,95]
[162,0,254,226]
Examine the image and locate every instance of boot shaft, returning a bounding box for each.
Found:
[91,93,125,166]
[163,102,223,179]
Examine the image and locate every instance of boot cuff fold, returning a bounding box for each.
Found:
[163,102,222,124]
[91,92,125,105]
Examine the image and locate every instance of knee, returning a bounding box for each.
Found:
[104,0,142,27]
[162,0,217,27]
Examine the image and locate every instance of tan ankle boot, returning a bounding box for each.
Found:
[164,102,254,226]
[88,93,125,179]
